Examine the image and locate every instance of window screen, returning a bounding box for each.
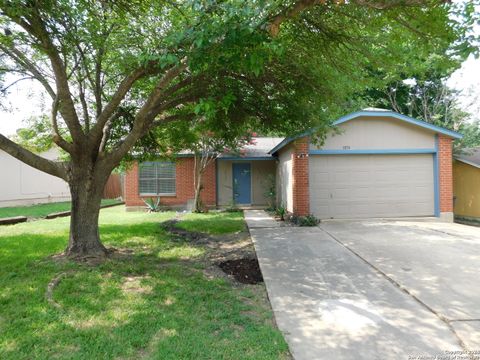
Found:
[139,162,176,195]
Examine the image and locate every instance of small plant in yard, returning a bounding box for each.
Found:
[275,205,287,221]
[143,197,161,212]
[288,214,320,226]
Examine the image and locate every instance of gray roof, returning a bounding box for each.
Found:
[178,137,284,158]
[455,147,480,169]
[218,137,284,158]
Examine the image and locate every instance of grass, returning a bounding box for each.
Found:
[0,207,288,359]
[0,199,121,219]
[177,211,245,235]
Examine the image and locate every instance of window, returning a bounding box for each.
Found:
[139,162,176,195]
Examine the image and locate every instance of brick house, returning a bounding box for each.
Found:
[124,109,461,222]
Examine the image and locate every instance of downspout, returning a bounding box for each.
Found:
[433,134,440,217]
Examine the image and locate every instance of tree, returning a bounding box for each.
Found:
[12,114,59,152]
[0,0,474,259]
[364,76,471,130]
[180,123,255,213]
[361,65,479,153]
[457,120,480,151]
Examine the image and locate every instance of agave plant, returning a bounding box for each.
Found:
[143,197,161,212]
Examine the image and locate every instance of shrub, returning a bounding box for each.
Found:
[275,205,287,221]
[288,214,320,227]
[143,197,161,212]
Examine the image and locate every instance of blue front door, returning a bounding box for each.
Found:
[232,163,251,204]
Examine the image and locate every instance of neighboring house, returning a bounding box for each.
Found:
[453,148,480,220]
[124,109,461,221]
[0,147,70,207]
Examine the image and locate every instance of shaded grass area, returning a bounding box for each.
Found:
[177,211,245,235]
[0,199,121,219]
[0,207,288,359]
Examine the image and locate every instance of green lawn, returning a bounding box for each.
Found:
[177,211,245,235]
[0,207,288,359]
[0,199,121,219]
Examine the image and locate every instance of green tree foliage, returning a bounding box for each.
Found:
[0,0,477,257]
[458,120,480,150]
[11,114,56,152]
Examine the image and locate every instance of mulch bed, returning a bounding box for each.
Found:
[161,217,263,285]
[218,258,264,284]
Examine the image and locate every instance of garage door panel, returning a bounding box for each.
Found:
[309,154,435,219]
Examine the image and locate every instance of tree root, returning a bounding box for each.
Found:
[63,247,115,265]
[45,271,73,310]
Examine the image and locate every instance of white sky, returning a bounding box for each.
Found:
[446,54,480,119]
[0,75,46,135]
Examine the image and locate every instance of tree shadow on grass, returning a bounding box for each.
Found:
[0,220,288,360]
[177,212,246,235]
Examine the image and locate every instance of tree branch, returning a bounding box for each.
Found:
[0,44,56,99]
[267,0,326,37]
[100,61,188,171]
[0,134,66,179]
[0,76,34,93]
[89,67,147,144]
[51,96,74,153]
[12,7,85,142]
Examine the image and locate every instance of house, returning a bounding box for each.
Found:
[124,109,461,221]
[0,147,70,207]
[453,147,480,220]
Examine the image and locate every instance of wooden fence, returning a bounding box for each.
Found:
[103,174,123,199]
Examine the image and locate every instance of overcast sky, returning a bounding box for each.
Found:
[1,8,479,136]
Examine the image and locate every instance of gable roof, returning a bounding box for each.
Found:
[455,147,480,169]
[177,137,283,159]
[218,137,283,159]
[269,109,463,155]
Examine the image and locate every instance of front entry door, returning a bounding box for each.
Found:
[232,163,251,204]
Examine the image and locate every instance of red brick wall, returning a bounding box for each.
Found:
[438,135,453,213]
[292,137,310,216]
[124,157,216,207]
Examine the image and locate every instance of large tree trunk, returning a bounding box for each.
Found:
[65,167,109,259]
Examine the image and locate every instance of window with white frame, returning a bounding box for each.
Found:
[138,162,176,195]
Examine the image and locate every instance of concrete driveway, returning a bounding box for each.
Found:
[245,211,480,360]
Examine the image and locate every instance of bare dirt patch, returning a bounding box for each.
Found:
[218,258,263,284]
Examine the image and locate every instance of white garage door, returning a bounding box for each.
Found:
[309,154,435,219]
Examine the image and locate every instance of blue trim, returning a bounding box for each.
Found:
[217,156,275,161]
[309,148,436,155]
[433,135,440,217]
[268,109,463,154]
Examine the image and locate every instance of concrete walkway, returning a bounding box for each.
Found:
[245,210,465,360]
[244,209,281,228]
